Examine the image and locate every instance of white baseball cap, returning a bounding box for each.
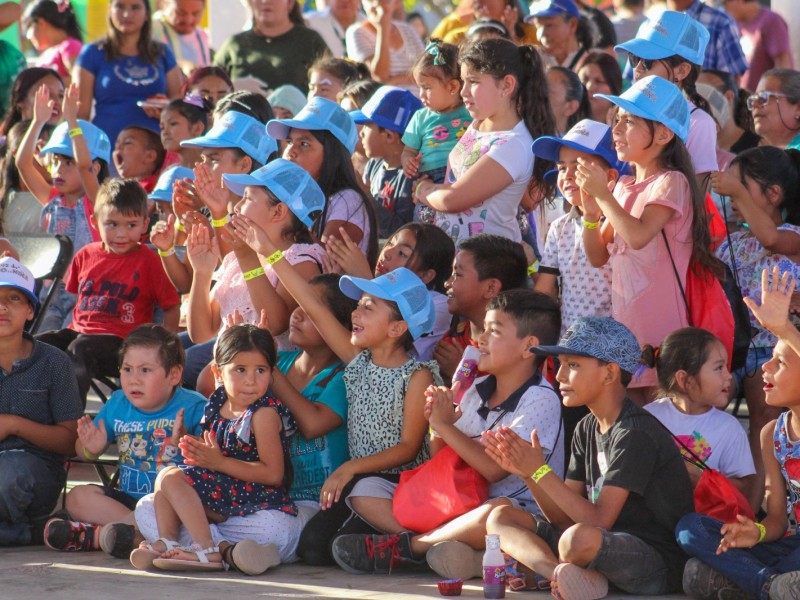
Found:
[0,257,38,307]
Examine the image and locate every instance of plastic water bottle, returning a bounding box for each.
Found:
[483,534,505,599]
[452,346,481,404]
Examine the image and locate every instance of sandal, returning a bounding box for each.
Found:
[130,538,179,570]
[153,543,225,571]
[220,540,281,576]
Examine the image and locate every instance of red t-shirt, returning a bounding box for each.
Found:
[65,242,180,337]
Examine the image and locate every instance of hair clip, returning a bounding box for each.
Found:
[57,0,71,12]
[425,41,445,67]
[183,93,205,109]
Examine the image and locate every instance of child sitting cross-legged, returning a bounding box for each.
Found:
[42,325,206,558]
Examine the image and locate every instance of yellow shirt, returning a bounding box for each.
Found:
[442,22,539,46]
[431,12,471,41]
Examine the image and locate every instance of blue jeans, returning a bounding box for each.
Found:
[676,512,800,599]
[0,450,65,545]
[37,280,76,334]
[732,346,773,394]
[179,331,215,390]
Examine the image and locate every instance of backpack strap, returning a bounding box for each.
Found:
[661,230,693,327]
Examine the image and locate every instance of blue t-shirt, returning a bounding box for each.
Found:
[277,351,349,503]
[75,42,177,148]
[96,387,206,499]
[401,105,472,173]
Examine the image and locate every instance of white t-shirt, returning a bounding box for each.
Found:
[436,120,534,244]
[345,21,425,92]
[687,100,719,175]
[645,398,755,478]
[325,188,371,256]
[151,14,211,68]
[305,9,364,58]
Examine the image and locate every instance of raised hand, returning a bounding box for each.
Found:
[228,213,278,257]
[150,214,177,251]
[77,415,107,456]
[576,157,613,206]
[32,85,54,124]
[62,82,81,124]
[186,222,221,275]
[744,266,795,337]
[193,162,230,219]
[326,227,372,278]
[710,170,747,199]
[173,178,203,219]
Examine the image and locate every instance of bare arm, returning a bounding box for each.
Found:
[0,2,21,31]
[63,83,100,204]
[270,370,344,439]
[165,66,183,99]
[533,272,558,299]
[74,68,95,121]
[161,304,180,333]
[185,225,222,343]
[416,155,514,213]
[0,416,78,457]
[15,88,56,205]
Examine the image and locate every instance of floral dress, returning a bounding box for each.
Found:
[183,387,298,518]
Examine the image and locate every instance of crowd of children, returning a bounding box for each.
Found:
[2,0,800,598]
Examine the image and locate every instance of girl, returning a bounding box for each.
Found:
[23,0,83,84]
[577,50,622,125]
[230,212,440,566]
[326,222,455,361]
[401,39,472,188]
[0,67,64,139]
[577,75,721,404]
[414,38,555,245]
[180,66,234,111]
[267,96,379,267]
[308,57,371,102]
[131,324,298,571]
[676,268,800,600]
[643,328,756,506]
[159,94,211,170]
[547,66,591,137]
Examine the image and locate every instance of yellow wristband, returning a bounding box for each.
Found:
[158,246,176,257]
[176,222,185,232]
[755,522,766,543]
[242,266,265,281]
[69,127,83,138]
[531,464,552,483]
[266,250,284,265]
[211,215,229,228]
[527,261,539,275]
[582,217,600,230]
[82,447,98,461]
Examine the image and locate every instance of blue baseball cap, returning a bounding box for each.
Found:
[531,316,641,375]
[181,111,277,164]
[527,0,579,20]
[0,257,38,307]
[149,166,195,203]
[40,119,111,164]
[595,75,690,143]
[266,96,358,154]
[223,158,325,228]
[349,86,423,135]
[616,11,709,67]
[532,119,628,174]
[339,267,436,341]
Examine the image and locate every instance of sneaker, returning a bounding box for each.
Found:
[426,541,483,580]
[43,518,98,552]
[99,522,137,559]
[551,563,608,600]
[682,558,748,600]
[331,532,424,574]
[769,571,800,600]
[221,539,281,576]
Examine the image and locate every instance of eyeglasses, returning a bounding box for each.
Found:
[746,91,789,111]
[629,55,659,71]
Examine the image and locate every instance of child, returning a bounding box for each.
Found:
[676,267,800,600]
[23,0,83,84]
[643,328,756,506]
[35,179,180,402]
[0,257,82,546]
[330,289,565,576]
[413,38,555,245]
[482,316,695,597]
[149,165,194,220]
[43,324,206,557]
[401,40,472,188]
[159,94,211,170]
[180,66,233,110]
[578,75,721,404]
[531,119,622,337]
[132,324,298,571]
[307,57,370,102]
[113,126,166,193]
[267,85,308,120]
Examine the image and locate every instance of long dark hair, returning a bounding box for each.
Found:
[23,0,83,41]
[0,67,63,137]
[0,120,55,206]
[383,223,455,294]
[577,50,623,96]
[310,273,357,330]
[99,0,163,64]
[458,39,556,198]
[732,146,800,227]
[661,57,712,117]
[642,327,723,397]
[309,57,370,88]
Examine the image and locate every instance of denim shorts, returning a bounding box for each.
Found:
[732,346,773,394]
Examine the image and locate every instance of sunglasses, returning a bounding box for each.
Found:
[746,91,789,111]
[628,55,659,71]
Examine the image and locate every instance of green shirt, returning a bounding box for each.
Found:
[213,26,329,94]
[0,42,26,118]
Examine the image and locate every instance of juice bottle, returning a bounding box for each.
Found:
[483,534,505,599]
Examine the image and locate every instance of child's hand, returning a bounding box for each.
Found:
[193,162,230,220]
[717,515,761,554]
[320,252,342,275]
[710,170,747,199]
[186,222,221,275]
[402,152,422,179]
[425,382,462,430]
[744,266,796,337]
[575,157,613,204]
[433,337,466,381]
[150,214,177,251]
[62,82,80,124]
[32,85,54,124]
[228,213,278,256]
[173,179,203,218]
[77,415,107,456]
[413,177,434,206]
[319,463,354,510]
[326,228,372,279]
[179,431,224,469]
[170,408,186,447]
[482,426,546,480]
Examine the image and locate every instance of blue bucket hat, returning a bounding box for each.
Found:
[0,257,38,307]
[149,166,195,203]
[616,11,709,67]
[595,75,690,143]
[532,119,629,174]
[222,158,325,228]
[181,111,277,164]
[349,86,423,135]
[339,267,435,341]
[531,316,641,375]
[527,0,579,20]
[40,119,111,164]
[266,96,358,154]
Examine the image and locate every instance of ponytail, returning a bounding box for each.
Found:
[644,328,722,397]
[575,15,597,51]
[682,64,712,118]
[23,0,83,42]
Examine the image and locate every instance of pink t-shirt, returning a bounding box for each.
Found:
[739,8,792,93]
[608,171,693,387]
[35,38,83,80]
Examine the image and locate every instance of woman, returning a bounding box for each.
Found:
[74,0,182,151]
[527,0,595,71]
[345,0,424,89]
[214,0,328,94]
[749,68,800,150]
[0,67,64,139]
[577,50,622,124]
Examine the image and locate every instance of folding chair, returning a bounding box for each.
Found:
[6,233,73,335]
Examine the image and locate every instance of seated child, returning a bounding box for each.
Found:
[482,317,694,597]
[35,179,181,402]
[350,85,422,238]
[330,289,565,576]
[43,324,206,557]
[0,257,82,546]
[113,125,166,193]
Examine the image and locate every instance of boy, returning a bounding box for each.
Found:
[349,85,422,237]
[330,289,565,575]
[434,234,528,382]
[482,317,694,598]
[0,257,82,546]
[113,126,166,193]
[36,179,181,402]
[43,324,206,558]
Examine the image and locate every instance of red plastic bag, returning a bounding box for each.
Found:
[684,266,736,371]
[393,445,489,533]
[695,468,754,523]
